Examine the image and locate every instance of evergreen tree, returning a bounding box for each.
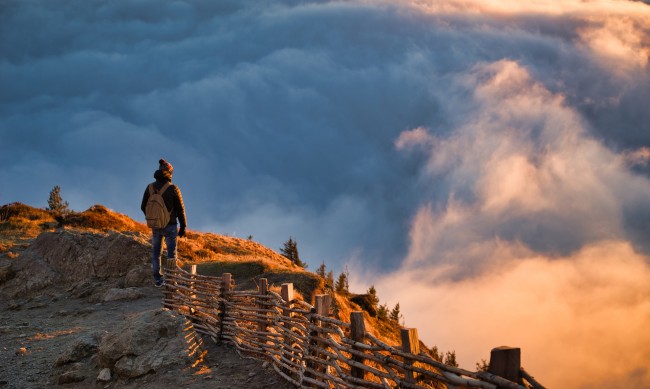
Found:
[47,185,70,214]
[444,351,458,367]
[326,270,334,289]
[475,359,489,372]
[389,302,402,323]
[335,272,348,295]
[280,237,306,268]
[316,261,326,278]
[367,285,379,309]
[377,303,389,320]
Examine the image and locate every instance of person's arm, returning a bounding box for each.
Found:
[141,185,150,215]
[173,186,187,229]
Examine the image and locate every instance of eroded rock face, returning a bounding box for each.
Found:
[98,309,193,378]
[2,230,151,297]
[54,334,100,366]
[102,287,146,302]
[125,265,151,287]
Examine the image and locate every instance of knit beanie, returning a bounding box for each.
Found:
[159,159,174,173]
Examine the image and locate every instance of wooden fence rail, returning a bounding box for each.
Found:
[162,260,546,389]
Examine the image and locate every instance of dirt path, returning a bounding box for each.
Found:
[0,286,294,388]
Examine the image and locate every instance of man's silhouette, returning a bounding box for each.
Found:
[141,159,187,287]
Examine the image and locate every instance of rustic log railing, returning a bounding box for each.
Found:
[162,260,546,389]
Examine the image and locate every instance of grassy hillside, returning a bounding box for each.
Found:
[0,201,449,363]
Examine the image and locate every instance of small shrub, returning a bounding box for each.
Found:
[47,186,70,215]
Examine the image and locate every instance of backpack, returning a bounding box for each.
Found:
[145,182,171,228]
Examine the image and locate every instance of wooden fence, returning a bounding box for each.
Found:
[162,260,546,389]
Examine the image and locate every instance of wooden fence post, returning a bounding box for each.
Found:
[281,283,294,319]
[257,278,269,353]
[218,273,233,342]
[315,294,331,316]
[401,328,420,384]
[280,283,296,379]
[257,278,269,333]
[189,265,197,316]
[162,258,177,309]
[280,283,294,346]
[488,346,521,384]
[350,311,366,380]
[306,294,332,386]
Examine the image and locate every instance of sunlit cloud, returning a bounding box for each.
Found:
[579,17,650,71]
[624,147,650,166]
[375,241,650,389]
[2,1,650,387]
[405,0,650,17]
[395,126,435,150]
[365,58,650,388]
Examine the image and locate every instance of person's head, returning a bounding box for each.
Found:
[154,158,173,181]
[159,158,174,173]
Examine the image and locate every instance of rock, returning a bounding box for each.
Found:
[55,335,99,366]
[8,300,21,310]
[125,265,151,287]
[96,368,111,382]
[0,263,14,283]
[16,347,28,355]
[58,364,85,384]
[102,287,146,302]
[58,372,83,385]
[2,230,150,297]
[68,280,98,298]
[98,309,197,378]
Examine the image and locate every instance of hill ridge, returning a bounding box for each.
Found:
[1,201,451,387]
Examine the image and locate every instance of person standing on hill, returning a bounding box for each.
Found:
[141,159,187,287]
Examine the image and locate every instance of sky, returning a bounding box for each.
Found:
[2,0,650,387]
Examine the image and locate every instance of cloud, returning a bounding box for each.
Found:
[395,127,435,150]
[397,60,650,272]
[2,1,650,386]
[578,16,650,71]
[364,57,650,388]
[624,147,650,167]
[375,241,650,389]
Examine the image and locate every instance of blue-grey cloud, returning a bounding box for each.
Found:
[2,0,649,270]
[3,0,650,386]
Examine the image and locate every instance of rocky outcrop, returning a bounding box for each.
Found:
[1,230,151,297]
[55,334,100,366]
[102,287,146,302]
[98,309,197,378]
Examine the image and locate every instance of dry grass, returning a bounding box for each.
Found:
[0,202,57,238]
[1,201,430,359]
[1,202,307,291]
[178,232,293,267]
[63,204,150,233]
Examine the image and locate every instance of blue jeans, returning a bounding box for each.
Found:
[152,224,178,282]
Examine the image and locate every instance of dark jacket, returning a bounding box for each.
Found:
[141,170,187,228]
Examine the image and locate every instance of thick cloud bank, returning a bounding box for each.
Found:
[2,1,650,387]
[371,58,650,388]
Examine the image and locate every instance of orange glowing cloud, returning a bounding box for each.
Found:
[401,0,650,78]
[372,241,650,389]
[368,53,650,388]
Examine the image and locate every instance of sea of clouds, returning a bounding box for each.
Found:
[2,1,649,387]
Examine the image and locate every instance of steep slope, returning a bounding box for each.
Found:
[0,202,450,378]
[0,202,313,296]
